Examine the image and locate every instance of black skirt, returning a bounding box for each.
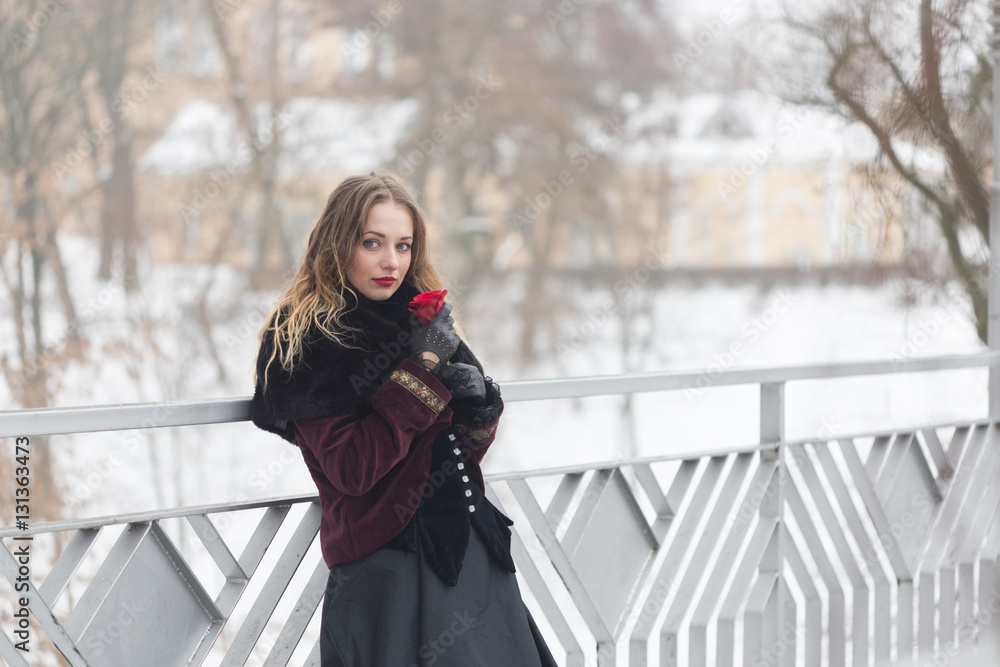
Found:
[320,523,559,666]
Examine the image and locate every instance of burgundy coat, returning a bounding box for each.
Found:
[292,357,503,569]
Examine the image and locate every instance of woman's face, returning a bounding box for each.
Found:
[346,201,414,301]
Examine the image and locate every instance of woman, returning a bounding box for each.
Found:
[250,172,558,666]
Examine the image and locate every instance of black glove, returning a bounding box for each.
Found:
[456,376,502,426]
[409,302,460,370]
[436,362,486,403]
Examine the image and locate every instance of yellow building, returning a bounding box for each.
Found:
[602,90,939,271]
[135,10,941,274]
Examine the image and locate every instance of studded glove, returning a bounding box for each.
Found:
[409,301,460,370]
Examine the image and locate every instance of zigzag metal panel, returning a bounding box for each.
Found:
[3,421,1000,666]
[487,421,1000,666]
[0,502,328,666]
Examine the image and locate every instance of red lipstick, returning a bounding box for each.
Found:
[373,277,396,286]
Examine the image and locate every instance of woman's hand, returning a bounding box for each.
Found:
[417,351,441,369]
[409,301,460,371]
[436,362,487,402]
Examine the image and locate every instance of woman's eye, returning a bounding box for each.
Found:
[363,239,378,248]
[398,243,411,251]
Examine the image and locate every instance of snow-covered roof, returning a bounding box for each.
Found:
[279,97,420,175]
[609,89,945,172]
[138,97,420,177]
[138,99,244,175]
[139,90,944,178]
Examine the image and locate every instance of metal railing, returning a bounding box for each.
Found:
[3,351,1000,666]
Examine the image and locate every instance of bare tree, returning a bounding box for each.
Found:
[85,0,146,286]
[762,0,991,341]
[0,0,102,524]
[201,0,296,289]
[324,0,679,370]
[0,2,113,660]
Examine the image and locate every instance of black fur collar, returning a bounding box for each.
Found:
[251,279,481,444]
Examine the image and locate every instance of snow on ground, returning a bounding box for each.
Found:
[484,276,982,472]
[14,234,985,520]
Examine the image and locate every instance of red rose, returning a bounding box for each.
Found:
[408,289,448,324]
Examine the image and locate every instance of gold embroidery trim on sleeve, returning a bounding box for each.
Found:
[467,423,497,441]
[390,369,446,414]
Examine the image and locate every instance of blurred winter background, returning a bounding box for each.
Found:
[0,0,996,662]
[0,0,991,526]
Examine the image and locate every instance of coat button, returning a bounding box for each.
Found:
[465,489,472,497]
[453,447,461,455]
[462,475,469,482]
[468,505,476,512]
[457,463,465,470]
[448,433,456,441]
